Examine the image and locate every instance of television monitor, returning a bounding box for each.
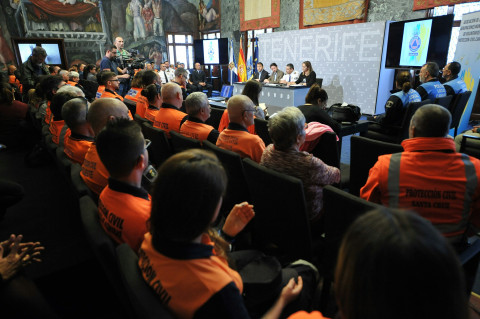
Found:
[11,38,68,69]
[194,38,229,65]
[385,14,454,69]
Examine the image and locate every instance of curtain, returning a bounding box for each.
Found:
[29,0,98,19]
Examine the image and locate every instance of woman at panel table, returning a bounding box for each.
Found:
[296,84,341,135]
[288,61,316,87]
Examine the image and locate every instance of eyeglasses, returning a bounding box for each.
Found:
[145,139,151,149]
[109,79,120,82]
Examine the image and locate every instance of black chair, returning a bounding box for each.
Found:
[361,100,431,144]
[44,133,57,157]
[79,195,131,313]
[315,78,323,87]
[134,113,150,127]
[349,135,404,196]
[450,91,472,136]
[169,130,202,153]
[434,95,453,111]
[254,118,272,146]
[70,162,97,201]
[55,146,72,182]
[205,106,225,130]
[124,98,137,116]
[319,185,383,312]
[310,131,340,169]
[242,158,312,264]
[460,134,480,159]
[116,244,175,319]
[141,122,172,168]
[202,140,251,217]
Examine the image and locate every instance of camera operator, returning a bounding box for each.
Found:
[100,44,130,97]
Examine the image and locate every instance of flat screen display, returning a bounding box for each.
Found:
[194,38,229,65]
[385,14,454,69]
[18,43,37,63]
[42,43,62,65]
[12,38,67,69]
[203,39,220,64]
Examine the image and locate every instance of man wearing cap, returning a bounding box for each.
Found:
[18,46,50,99]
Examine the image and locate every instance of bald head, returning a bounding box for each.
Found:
[227,95,255,127]
[87,98,130,135]
[409,104,451,138]
[161,82,183,109]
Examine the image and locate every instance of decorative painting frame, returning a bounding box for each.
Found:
[299,0,369,29]
[240,0,281,31]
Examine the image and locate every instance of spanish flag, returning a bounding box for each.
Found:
[237,37,247,82]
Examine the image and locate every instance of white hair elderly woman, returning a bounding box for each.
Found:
[260,107,340,222]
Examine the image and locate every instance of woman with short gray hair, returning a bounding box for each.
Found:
[261,107,340,222]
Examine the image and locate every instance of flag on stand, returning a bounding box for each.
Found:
[237,36,247,82]
[253,37,259,74]
[228,38,238,84]
[246,38,253,79]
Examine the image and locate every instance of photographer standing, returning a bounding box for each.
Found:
[100,44,130,97]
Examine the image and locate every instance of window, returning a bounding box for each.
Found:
[167,33,194,69]
[432,2,480,63]
[247,28,273,40]
[202,32,221,39]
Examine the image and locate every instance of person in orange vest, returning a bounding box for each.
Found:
[96,118,152,252]
[153,82,187,137]
[80,98,130,195]
[48,91,77,145]
[135,70,160,118]
[100,71,124,101]
[142,83,162,123]
[7,64,22,94]
[58,70,69,83]
[125,70,145,104]
[361,104,480,247]
[180,92,219,143]
[67,71,80,87]
[216,95,265,163]
[62,97,94,165]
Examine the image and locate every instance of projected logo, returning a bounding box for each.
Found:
[409,34,421,53]
[208,42,215,62]
[399,20,432,67]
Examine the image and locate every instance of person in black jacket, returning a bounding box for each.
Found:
[293,61,316,87]
[190,62,213,97]
[297,84,340,135]
[252,62,269,83]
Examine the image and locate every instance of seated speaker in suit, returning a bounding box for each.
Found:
[263,63,284,84]
[252,62,269,83]
[191,62,213,97]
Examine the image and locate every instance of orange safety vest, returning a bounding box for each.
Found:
[218,109,256,134]
[360,137,480,240]
[179,118,215,142]
[136,95,149,118]
[125,87,142,103]
[67,81,77,86]
[144,106,160,123]
[216,124,265,163]
[101,89,124,101]
[138,233,243,319]
[44,101,52,124]
[64,133,94,165]
[96,85,105,99]
[8,75,23,93]
[98,183,151,252]
[49,120,66,145]
[80,143,110,195]
[153,105,187,137]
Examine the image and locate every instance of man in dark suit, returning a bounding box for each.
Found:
[253,62,269,83]
[191,62,213,97]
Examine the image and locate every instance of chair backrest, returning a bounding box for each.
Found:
[451,91,472,135]
[134,113,150,127]
[460,134,480,160]
[434,95,454,111]
[70,163,96,200]
[349,135,404,196]
[124,98,137,116]
[398,99,431,141]
[79,195,130,307]
[202,140,251,216]
[141,122,172,168]
[254,118,272,146]
[169,130,202,153]
[116,244,175,319]
[55,146,72,182]
[242,158,312,264]
[310,131,340,169]
[205,107,225,130]
[315,78,323,87]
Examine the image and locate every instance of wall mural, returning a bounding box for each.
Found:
[0,0,220,69]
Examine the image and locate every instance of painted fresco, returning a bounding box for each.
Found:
[0,0,219,69]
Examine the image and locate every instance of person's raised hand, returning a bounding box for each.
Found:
[222,202,255,237]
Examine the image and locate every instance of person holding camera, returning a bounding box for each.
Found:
[99,45,130,97]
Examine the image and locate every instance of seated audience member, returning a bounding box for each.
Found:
[62,98,94,164]
[35,75,66,125]
[216,95,265,162]
[58,70,70,84]
[191,62,213,97]
[253,62,269,83]
[180,92,219,143]
[83,64,97,81]
[172,67,189,100]
[48,91,77,144]
[96,118,151,252]
[264,63,284,84]
[100,71,124,101]
[218,80,263,133]
[95,71,106,99]
[454,125,480,151]
[261,107,340,221]
[0,82,29,147]
[81,98,130,195]
[368,70,421,134]
[7,64,22,95]
[442,61,468,96]
[361,104,480,246]
[139,149,305,319]
[153,82,187,137]
[142,83,162,123]
[67,71,80,86]
[297,84,341,135]
[280,63,300,84]
[292,61,316,87]
[158,63,172,84]
[416,62,447,101]
[135,70,160,118]
[334,208,468,319]
[125,70,145,104]
[54,85,87,146]
[49,65,61,76]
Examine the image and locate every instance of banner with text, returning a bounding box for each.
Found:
[256,21,386,115]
